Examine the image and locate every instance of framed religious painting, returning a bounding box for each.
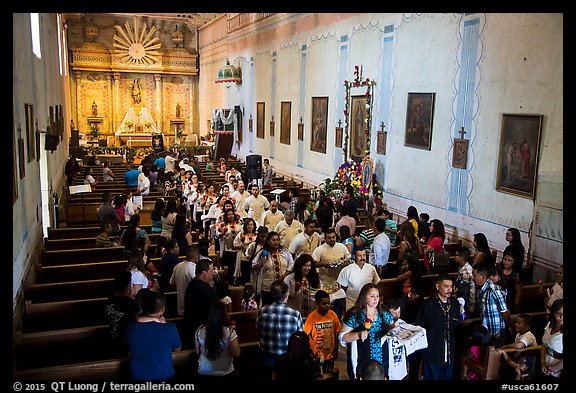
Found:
[256,102,265,139]
[249,115,253,132]
[349,95,368,162]
[361,157,374,190]
[335,126,343,148]
[377,131,387,155]
[297,120,304,141]
[310,97,328,154]
[452,138,469,169]
[404,92,435,150]
[25,103,35,162]
[280,102,291,145]
[496,114,543,199]
[13,115,18,203]
[269,118,275,137]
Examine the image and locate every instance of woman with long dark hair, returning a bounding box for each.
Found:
[284,254,322,319]
[171,213,193,256]
[194,300,240,379]
[396,221,424,290]
[406,205,419,239]
[315,195,335,230]
[160,198,178,240]
[215,208,242,281]
[339,283,392,380]
[272,331,323,380]
[233,217,257,285]
[541,299,563,379]
[472,232,494,269]
[252,231,294,306]
[150,198,165,233]
[423,219,446,272]
[504,228,525,273]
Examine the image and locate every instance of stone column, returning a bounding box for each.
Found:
[189,75,197,136]
[154,74,163,130]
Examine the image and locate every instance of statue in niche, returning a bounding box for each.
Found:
[176,104,182,118]
[131,79,142,105]
[91,101,98,117]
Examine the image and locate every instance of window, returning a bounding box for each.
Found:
[30,13,41,59]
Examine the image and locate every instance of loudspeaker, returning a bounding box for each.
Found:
[246,154,262,179]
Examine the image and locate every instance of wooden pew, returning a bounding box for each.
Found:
[48,225,153,240]
[44,233,162,251]
[15,310,258,372]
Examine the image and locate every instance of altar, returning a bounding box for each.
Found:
[118,134,153,147]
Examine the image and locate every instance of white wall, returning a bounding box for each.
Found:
[197,13,563,270]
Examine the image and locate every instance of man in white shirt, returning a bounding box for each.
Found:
[312,228,351,319]
[165,151,177,173]
[230,181,249,219]
[261,200,284,232]
[274,210,303,248]
[243,184,270,221]
[137,167,151,196]
[170,245,198,316]
[288,219,320,259]
[370,218,391,278]
[337,247,380,312]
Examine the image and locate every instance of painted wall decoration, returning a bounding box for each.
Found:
[404,92,436,150]
[256,102,265,139]
[310,97,328,154]
[496,114,543,199]
[280,102,291,145]
[377,131,387,155]
[452,138,469,169]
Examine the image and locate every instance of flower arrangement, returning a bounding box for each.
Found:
[88,125,100,140]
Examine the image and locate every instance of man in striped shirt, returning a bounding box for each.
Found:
[473,263,510,347]
[256,280,304,379]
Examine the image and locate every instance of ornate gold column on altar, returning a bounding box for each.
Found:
[188,75,196,135]
[154,74,163,130]
[106,73,114,136]
[74,70,82,129]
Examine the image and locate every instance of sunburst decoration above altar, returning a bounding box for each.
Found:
[113,17,161,66]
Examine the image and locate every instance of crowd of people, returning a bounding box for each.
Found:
[74,149,564,383]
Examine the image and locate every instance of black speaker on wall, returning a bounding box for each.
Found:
[246,154,262,179]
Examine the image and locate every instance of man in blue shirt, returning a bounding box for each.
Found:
[124,164,140,187]
[256,280,303,379]
[154,154,166,170]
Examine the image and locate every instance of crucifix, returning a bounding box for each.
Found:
[338,119,342,128]
[458,126,466,139]
[380,122,385,132]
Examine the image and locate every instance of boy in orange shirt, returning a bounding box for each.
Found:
[304,290,342,379]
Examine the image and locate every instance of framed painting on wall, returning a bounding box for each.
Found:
[377,131,387,155]
[310,97,328,154]
[335,127,343,148]
[270,118,275,137]
[13,115,18,203]
[404,92,435,150]
[496,114,543,199]
[25,103,35,162]
[452,138,469,169]
[298,121,304,141]
[349,95,368,162]
[280,102,291,145]
[256,102,265,139]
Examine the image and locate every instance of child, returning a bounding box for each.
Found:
[500,314,537,349]
[489,267,502,288]
[303,290,342,379]
[215,280,232,312]
[465,324,491,380]
[497,351,537,380]
[242,283,258,311]
[205,157,214,172]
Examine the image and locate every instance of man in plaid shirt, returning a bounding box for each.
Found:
[256,280,304,379]
[473,263,510,346]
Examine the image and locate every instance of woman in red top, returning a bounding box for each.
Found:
[422,219,445,272]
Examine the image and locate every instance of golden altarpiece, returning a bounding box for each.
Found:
[69,17,199,148]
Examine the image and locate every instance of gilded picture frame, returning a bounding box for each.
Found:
[496,114,543,199]
[335,127,343,148]
[361,156,374,190]
[349,95,368,162]
[452,138,469,169]
[377,131,387,155]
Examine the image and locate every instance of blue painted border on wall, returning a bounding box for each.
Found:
[375,34,394,189]
[333,38,348,170]
[270,55,277,159]
[248,57,254,153]
[448,17,481,214]
[297,48,307,168]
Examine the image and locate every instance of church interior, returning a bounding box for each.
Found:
[12,13,563,382]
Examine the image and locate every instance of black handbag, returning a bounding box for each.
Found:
[430,250,449,267]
